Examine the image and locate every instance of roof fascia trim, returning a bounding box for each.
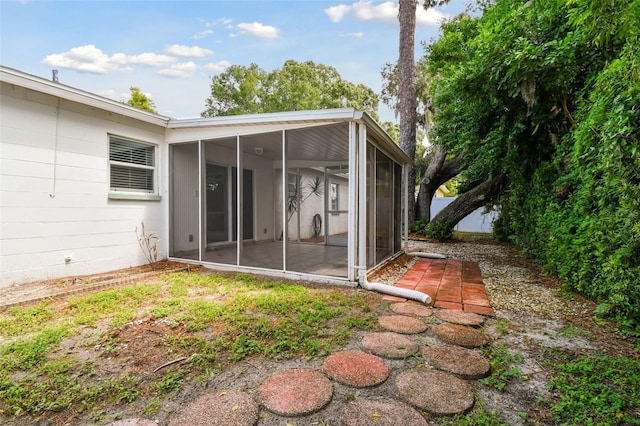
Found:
[167,108,360,129]
[1,66,170,127]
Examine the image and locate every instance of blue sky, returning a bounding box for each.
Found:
[1,0,469,122]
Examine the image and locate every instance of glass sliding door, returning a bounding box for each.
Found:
[232,167,254,241]
[375,150,393,264]
[207,165,254,245]
[206,163,229,244]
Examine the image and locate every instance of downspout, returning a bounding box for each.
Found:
[50,97,61,198]
[358,268,431,305]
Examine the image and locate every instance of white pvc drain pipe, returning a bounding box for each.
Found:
[358,269,431,305]
[361,280,431,305]
[409,252,447,259]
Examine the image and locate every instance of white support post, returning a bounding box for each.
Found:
[281,130,288,271]
[236,134,242,265]
[357,124,367,282]
[404,164,409,252]
[198,139,204,262]
[347,122,357,282]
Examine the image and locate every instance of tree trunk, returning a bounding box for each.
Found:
[416,150,466,221]
[398,0,417,223]
[428,174,507,231]
[417,144,446,220]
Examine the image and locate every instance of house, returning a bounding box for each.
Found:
[0,66,411,289]
[435,184,450,197]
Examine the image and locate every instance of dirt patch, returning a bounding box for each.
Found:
[0,260,193,310]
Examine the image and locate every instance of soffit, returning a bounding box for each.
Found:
[202,122,350,162]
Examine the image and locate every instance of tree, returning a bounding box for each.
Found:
[396,0,451,224]
[397,0,418,223]
[202,60,379,119]
[126,87,157,113]
[423,0,640,328]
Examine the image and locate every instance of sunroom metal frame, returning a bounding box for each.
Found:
[166,108,410,286]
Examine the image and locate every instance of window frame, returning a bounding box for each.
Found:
[108,135,160,201]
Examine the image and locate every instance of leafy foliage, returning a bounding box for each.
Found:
[548,354,640,425]
[202,60,379,119]
[424,219,454,241]
[424,0,640,330]
[480,344,523,391]
[126,87,157,113]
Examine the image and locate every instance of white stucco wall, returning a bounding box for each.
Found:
[0,82,168,287]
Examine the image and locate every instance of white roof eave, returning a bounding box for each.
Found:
[0,66,170,127]
[167,108,361,128]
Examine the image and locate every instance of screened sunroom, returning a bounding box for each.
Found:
[166,109,410,285]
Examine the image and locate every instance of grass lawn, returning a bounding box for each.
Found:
[0,271,383,423]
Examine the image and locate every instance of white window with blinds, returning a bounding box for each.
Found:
[109,135,157,197]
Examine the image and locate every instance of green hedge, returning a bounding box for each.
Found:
[496,41,640,332]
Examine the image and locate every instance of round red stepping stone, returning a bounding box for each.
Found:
[361,332,419,359]
[378,315,428,334]
[324,350,389,387]
[168,390,259,426]
[259,369,332,416]
[390,302,433,317]
[422,344,491,379]
[341,397,428,426]
[432,323,489,348]
[396,368,474,416]
[436,309,485,326]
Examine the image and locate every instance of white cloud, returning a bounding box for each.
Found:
[192,29,213,40]
[43,45,180,74]
[416,3,446,26]
[325,4,352,23]
[43,45,124,74]
[203,60,231,73]
[157,61,198,78]
[353,1,397,23]
[165,44,213,58]
[207,17,232,27]
[125,52,177,66]
[342,32,364,38]
[237,22,279,39]
[325,1,447,27]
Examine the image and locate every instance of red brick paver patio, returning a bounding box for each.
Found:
[382,258,494,316]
